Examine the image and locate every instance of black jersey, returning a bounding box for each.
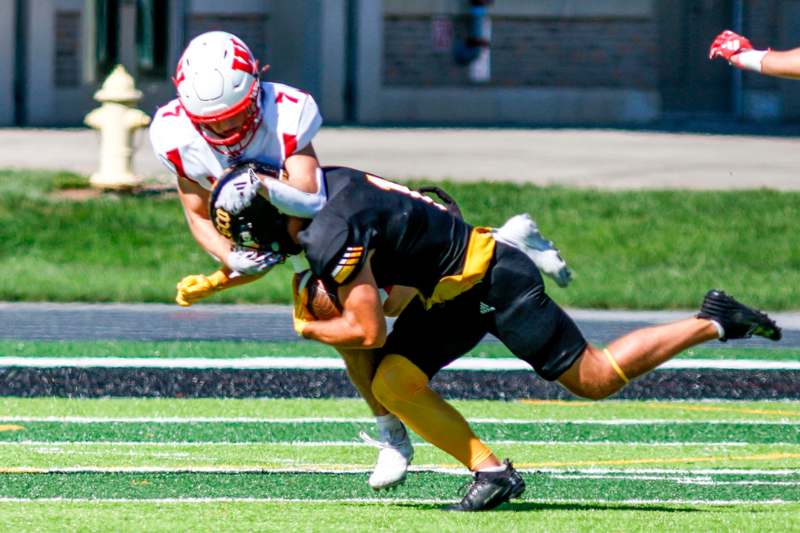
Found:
[298,167,495,303]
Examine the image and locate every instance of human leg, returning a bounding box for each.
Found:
[372,353,524,511]
[370,295,526,510]
[335,347,413,490]
[558,290,781,400]
[557,318,717,399]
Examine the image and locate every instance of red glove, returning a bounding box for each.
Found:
[709,30,767,72]
[709,30,753,61]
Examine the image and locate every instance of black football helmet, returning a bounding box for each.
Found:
[209,162,303,256]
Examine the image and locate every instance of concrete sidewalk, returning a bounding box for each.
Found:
[1,127,799,189]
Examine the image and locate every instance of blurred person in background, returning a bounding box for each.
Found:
[710,29,800,79]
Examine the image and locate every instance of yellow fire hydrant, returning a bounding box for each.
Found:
[84,65,151,189]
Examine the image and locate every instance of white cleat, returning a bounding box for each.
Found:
[493,213,573,287]
[359,428,414,491]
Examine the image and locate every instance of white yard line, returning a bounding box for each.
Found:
[0,440,758,447]
[0,496,794,506]
[2,465,798,476]
[1,356,799,370]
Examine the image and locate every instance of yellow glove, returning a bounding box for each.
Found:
[292,271,315,335]
[175,270,230,307]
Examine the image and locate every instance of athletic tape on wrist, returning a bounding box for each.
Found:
[736,49,768,73]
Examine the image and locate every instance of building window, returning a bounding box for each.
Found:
[95,0,120,78]
[136,0,169,77]
[55,10,82,88]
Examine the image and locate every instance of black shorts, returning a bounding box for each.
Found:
[379,242,587,381]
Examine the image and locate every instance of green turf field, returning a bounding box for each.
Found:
[1,398,798,532]
[2,170,799,309]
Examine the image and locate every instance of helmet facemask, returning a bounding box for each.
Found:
[185,81,262,158]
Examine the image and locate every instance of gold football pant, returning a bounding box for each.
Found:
[372,354,493,470]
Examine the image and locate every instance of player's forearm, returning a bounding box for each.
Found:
[302,315,387,349]
[187,215,232,263]
[761,49,800,79]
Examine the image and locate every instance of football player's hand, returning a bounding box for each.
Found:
[175,270,230,307]
[214,166,264,214]
[709,30,766,72]
[292,270,315,335]
[227,247,282,275]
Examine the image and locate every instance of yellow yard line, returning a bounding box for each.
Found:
[518,400,800,418]
[640,403,800,418]
[517,452,800,469]
[0,425,24,432]
[520,400,594,407]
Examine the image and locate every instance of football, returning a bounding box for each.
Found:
[301,273,342,320]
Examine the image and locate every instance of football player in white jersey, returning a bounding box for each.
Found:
[150,31,326,277]
[710,30,800,79]
[150,31,422,491]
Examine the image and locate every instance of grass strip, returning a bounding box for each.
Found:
[2,170,800,309]
[2,501,799,533]
[1,421,798,444]
[2,398,798,421]
[2,442,799,470]
[0,471,797,502]
[1,340,798,361]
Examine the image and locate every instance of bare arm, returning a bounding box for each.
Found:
[283,143,321,193]
[761,48,800,79]
[257,143,327,218]
[300,256,387,349]
[177,176,233,263]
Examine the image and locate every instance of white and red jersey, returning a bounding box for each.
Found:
[149,82,322,190]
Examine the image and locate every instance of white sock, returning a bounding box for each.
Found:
[477,463,508,473]
[376,414,405,442]
[709,319,726,339]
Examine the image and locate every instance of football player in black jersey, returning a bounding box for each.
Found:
[210,163,782,512]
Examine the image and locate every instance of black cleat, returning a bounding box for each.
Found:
[697,289,782,342]
[446,460,526,512]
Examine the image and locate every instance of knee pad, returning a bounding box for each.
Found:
[372,354,429,409]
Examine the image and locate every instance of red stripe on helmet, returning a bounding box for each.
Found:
[231,40,256,74]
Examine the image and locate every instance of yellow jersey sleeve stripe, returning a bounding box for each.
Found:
[332,263,357,284]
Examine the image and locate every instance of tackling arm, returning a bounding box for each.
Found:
[177,177,233,263]
[298,254,387,349]
[263,143,327,217]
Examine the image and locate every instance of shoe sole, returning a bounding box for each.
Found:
[370,474,407,491]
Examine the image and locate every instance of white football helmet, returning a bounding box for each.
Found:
[174,31,262,156]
